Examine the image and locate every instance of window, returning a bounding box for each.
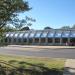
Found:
[41,38,45,43]
[8,38,11,43]
[41,32,48,38]
[29,32,35,38]
[23,38,27,42]
[5,38,8,42]
[70,38,75,43]
[9,33,14,38]
[6,33,10,37]
[19,33,24,38]
[48,38,52,43]
[13,38,16,42]
[35,32,42,38]
[55,31,62,38]
[55,38,60,43]
[14,33,19,38]
[23,32,29,38]
[62,31,70,38]
[47,32,54,38]
[34,38,39,43]
[62,38,68,43]
[29,38,33,43]
[18,38,21,43]
[70,31,75,38]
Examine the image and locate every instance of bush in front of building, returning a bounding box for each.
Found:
[0,29,8,46]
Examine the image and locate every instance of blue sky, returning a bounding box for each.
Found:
[19,0,75,30]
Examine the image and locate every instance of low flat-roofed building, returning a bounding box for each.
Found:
[4,29,75,45]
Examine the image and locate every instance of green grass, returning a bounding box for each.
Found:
[0,55,64,68]
[0,55,65,75]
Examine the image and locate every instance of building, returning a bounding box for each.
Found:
[5,29,75,45]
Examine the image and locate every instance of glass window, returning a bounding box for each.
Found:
[47,32,54,38]
[9,33,14,37]
[62,38,68,43]
[23,38,27,42]
[34,38,39,43]
[6,33,10,37]
[41,38,45,43]
[19,33,24,38]
[23,32,29,38]
[29,32,35,38]
[70,38,75,43]
[55,31,62,38]
[62,31,70,37]
[41,32,48,38]
[9,38,11,43]
[5,38,8,42]
[14,33,19,38]
[70,31,75,37]
[18,38,21,43]
[29,38,33,43]
[55,38,60,43]
[34,32,42,38]
[13,38,16,42]
[48,38,53,43]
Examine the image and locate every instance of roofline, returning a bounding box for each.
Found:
[6,29,75,33]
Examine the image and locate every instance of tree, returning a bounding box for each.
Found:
[0,29,5,45]
[44,26,52,30]
[60,26,70,29]
[21,26,30,31]
[0,0,30,29]
[0,0,31,45]
[3,25,16,32]
[12,16,36,30]
[71,24,75,29]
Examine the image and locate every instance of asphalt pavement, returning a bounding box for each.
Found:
[0,46,75,59]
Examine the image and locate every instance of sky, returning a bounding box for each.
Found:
[19,0,75,30]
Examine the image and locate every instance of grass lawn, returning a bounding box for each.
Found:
[0,55,65,75]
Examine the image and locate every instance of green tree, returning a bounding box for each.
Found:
[21,26,30,31]
[60,26,70,29]
[0,0,30,29]
[44,26,52,30]
[71,24,75,29]
[12,16,36,30]
[3,25,16,32]
[0,0,30,45]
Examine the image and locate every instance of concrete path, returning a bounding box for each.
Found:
[8,45,75,49]
[63,59,75,75]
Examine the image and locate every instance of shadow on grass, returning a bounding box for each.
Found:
[63,67,75,75]
[0,60,64,75]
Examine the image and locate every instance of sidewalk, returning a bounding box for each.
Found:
[8,45,75,49]
[63,59,75,75]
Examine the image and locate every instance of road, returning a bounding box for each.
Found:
[0,46,75,59]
